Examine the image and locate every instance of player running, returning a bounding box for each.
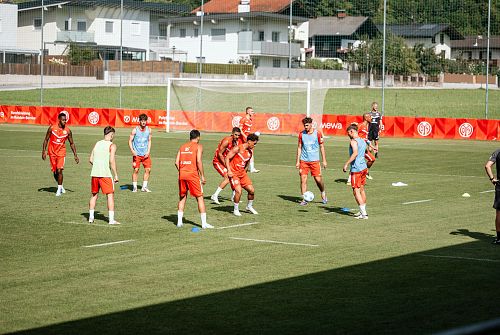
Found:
[211,127,242,204]
[368,102,382,158]
[343,124,369,220]
[88,126,120,225]
[128,113,152,193]
[225,133,259,216]
[239,107,260,173]
[296,117,328,205]
[175,130,213,229]
[41,112,79,196]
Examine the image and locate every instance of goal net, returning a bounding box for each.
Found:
[166,78,326,135]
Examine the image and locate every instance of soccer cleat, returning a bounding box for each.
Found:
[233,209,242,216]
[322,197,328,205]
[141,188,152,193]
[88,218,95,224]
[132,188,138,193]
[61,187,66,194]
[55,190,62,197]
[299,200,308,206]
[177,222,183,228]
[492,239,500,245]
[366,174,373,180]
[202,223,214,229]
[355,215,369,220]
[109,221,121,225]
[246,206,258,214]
[210,194,220,204]
[250,169,260,173]
[353,211,362,217]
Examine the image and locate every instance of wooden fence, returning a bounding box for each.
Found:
[0,63,103,79]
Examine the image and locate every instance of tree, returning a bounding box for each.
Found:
[67,43,97,65]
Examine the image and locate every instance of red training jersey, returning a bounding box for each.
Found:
[48,124,70,157]
[229,144,253,174]
[239,116,253,139]
[213,135,237,163]
[178,142,200,180]
[358,122,369,142]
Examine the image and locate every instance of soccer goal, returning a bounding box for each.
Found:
[166,78,325,134]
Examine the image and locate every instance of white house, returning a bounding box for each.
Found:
[451,36,500,69]
[15,0,188,61]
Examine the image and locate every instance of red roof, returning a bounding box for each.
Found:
[192,0,291,14]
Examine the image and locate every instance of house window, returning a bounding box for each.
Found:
[194,28,199,37]
[34,18,42,30]
[64,20,70,31]
[440,33,444,45]
[258,31,264,41]
[431,35,436,44]
[273,58,281,68]
[131,22,141,35]
[105,21,113,33]
[252,57,259,67]
[272,31,280,42]
[159,25,168,37]
[180,28,186,38]
[211,28,226,41]
[77,21,87,32]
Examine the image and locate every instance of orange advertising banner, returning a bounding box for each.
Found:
[1,105,498,141]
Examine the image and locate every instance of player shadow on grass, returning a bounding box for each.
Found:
[334,178,349,184]
[321,206,354,217]
[450,229,496,242]
[210,206,236,214]
[162,215,201,228]
[117,184,134,191]
[38,187,74,193]
[277,194,302,203]
[81,211,108,222]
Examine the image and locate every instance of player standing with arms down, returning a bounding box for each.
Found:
[368,102,382,158]
[296,117,328,205]
[357,113,376,179]
[225,133,259,216]
[211,127,242,204]
[42,112,79,196]
[128,114,152,193]
[88,126,120,225]
[485,148,500,244]
[239,107,260,173]
[175,130,213,229]
[343,124,369,220]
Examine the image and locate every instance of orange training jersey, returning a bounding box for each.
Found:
[239,116,253,138]
[230,144,253,173]
[213,136,237,162]
[178,142,199,180]
[358,122,369,142]
[48,124,70,157]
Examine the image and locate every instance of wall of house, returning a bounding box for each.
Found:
[404,34,452,59]
[0,4,19,49]
[451,49,500,61]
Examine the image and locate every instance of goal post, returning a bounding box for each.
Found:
[166,78,323,135]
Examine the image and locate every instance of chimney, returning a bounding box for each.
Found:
[238,0,250,13]
[337,10,347,18]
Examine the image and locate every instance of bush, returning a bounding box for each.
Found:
[182,62,254,75]
[305,58,342,70]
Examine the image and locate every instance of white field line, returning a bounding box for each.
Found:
[66,221,119,228]
[420,254,500,263]
[83,240,135,248]
[402,199,434,205]
[479,190,495,194]
[216,222,259,229]
[229,237,319,247]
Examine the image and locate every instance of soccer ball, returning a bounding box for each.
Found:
[303,191,314,202]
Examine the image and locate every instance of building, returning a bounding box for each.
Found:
[16,0,188,61]
[451,36,500,68]
[377,24,463,59]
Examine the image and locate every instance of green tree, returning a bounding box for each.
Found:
[67,43,97,65]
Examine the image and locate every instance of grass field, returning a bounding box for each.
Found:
[0,87,499,119]
[1,124,500,334]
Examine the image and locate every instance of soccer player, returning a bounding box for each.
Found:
[357,113,377,179]
[41,112,79,196]
[128,113,152,193]
[343,124,369,220]
[485,148,500,244]
[211,127,242,204]
[225,133,259,216]
[88,126,119,225]
[296,117,328,205]
[239,106,259,173]
[368,102,382,157]
[175,130,213,229]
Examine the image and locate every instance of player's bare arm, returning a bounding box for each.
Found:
[89,145,95,165]
[41,126,51,160]
[485,160,498,184]
[67,130,79,164]
[128,128,137,156]
[343,140,358,172]
[218,138,230,165]
[197,144,206,184]
[225,146,239,178]
[320,142,327,169]
[175,150,180,171]
[145,132,152,158]
[296,138,302,168]
[109,143,118,182]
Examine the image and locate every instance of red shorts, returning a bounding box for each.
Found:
[179,178,203,198]
[49,155,65,172]
[351,169,368,189]
[132,155,152,169]
[365,151,376,163]
[229,171,252,190]
[299,160,321,177]
[213,159,228,177]
[91,177,114,194]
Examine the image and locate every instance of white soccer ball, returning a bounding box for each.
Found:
[303,191,314,202]
[254,131,261,136]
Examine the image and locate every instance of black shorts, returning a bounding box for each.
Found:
[494,184,500,210]
[368,124,380,141]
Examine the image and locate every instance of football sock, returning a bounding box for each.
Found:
[234,202,240,210]
[89,209,95,220]
[359,204,367,216]
[142,181,148,189]
[249,160,255,171]
[248,200,254,208]
[201,213,207,225]
[214,187,223,196]
[321,191,326,199]
[109,211,115,223]
[132,182,138,190]
[57,185,63,192]
[177,211,183,225]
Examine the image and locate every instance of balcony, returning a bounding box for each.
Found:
[238,31,300,57]
[150,35,169,49]
[56,31,95,43]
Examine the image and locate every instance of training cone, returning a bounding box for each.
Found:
[462,193,471,198]
[191,227,200,232]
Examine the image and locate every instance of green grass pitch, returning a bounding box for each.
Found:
[1,124,500,334]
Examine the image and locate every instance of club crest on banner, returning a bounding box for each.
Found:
[267,117,280,131]
[124,115,131,123]
[232,116,242,128]
[458,122,474,138]
[88,111,100,125]
[417,121,432,137]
